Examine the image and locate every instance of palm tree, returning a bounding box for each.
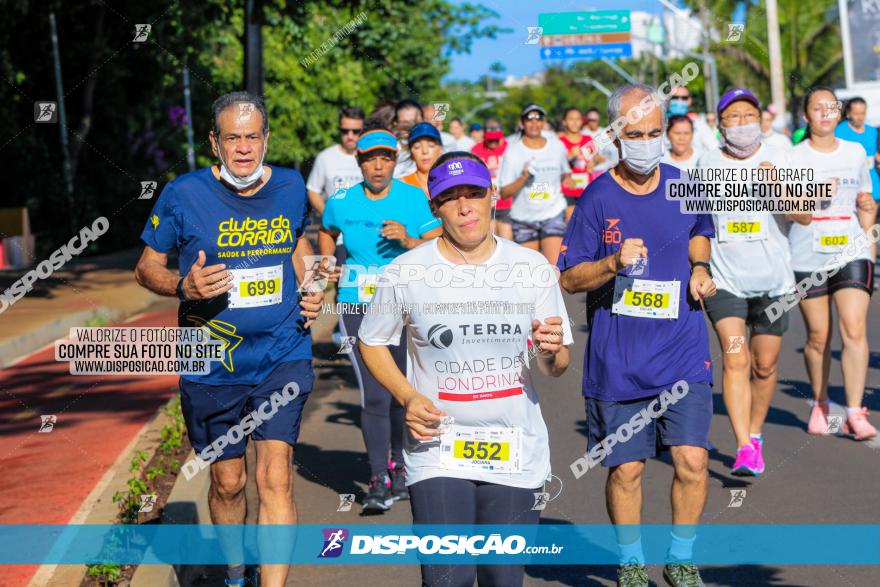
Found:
[684,0,843,125]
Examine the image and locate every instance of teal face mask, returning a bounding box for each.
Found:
[668,101,689,116]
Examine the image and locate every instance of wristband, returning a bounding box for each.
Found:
[176,277,188,301]
[691,261,712,277]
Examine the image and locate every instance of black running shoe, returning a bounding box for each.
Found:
[362,473,393,514]
[388,459,409,501]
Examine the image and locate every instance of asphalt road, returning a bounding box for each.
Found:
[245,287,880,587]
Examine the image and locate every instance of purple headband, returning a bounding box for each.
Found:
[427,157,492,200]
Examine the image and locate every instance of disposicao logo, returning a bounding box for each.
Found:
[319,528,348,558]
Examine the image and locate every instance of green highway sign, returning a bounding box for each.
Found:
[538,11,631,35]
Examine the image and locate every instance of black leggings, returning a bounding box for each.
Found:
[339,308,406,477]
[409,477,542,587]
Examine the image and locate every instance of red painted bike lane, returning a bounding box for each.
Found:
[0,310,178,587]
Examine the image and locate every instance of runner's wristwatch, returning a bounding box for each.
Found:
[691,261,712,277]
[176,277,188,301]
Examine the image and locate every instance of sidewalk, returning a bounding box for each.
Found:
[0,248,176,587]
[0,248,162,368]
[0,244,340,587]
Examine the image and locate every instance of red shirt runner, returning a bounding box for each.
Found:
[471,139,509,210]
[558,132,594,198]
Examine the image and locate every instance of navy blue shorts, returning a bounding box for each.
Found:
[179,359,314,461]
[584,381,713,468]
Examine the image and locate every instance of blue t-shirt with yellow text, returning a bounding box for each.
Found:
[140,166,311,385]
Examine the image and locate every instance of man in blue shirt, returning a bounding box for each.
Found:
[558,83,716,587]
[836,97,880,201]
[135,92,324,587]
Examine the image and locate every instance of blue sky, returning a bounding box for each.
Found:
[446,0,749,81]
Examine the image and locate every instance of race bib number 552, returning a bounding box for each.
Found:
[440,425,522,474]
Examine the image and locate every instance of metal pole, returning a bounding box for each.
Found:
[182,66,196,172]
[49,13,75,211]
[765,0,786,117]
[698,0,716,109]
[243,0,263,95]
[600,57,640,85]
[575,77,612,97]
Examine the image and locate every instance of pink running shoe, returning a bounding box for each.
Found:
[749,437,765,475]
[731,443,759,476]
[843,407,878,440]
[807,402,830,435]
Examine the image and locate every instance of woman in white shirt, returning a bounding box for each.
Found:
[698,88,795,478]
[498,104,573,264]
[787,86,878,440]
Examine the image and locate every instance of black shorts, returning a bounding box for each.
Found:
[565,195,580,207]
[494,208,512,224]
[703,289,789,336]
[794,259,874,299]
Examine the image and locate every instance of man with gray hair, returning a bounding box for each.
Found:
[135,91,324,587]
[558,83,716,587]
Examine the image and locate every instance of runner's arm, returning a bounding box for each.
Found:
[786,213,812,225]
[559,255,618,294]
[291,234,315,286]
[499,165,531,199]
[292,235,324,328]
[560,238,646,293]
[359,342,445,440]
[688,235,711,266]
[405,226,442,249]
[532,317,569,377]
[318,227,339,257]
[135,246,232,300]
[134,246,178,297]
[307,189,325,216]
[688,235,716,302]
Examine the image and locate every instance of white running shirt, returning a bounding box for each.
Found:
[661,148,703,172]
[498,138,571,223]
[358,238,573,489]
[697,144,795,298]
[306,145,363,200]
[787,139,872,271]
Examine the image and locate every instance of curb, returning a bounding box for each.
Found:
[0,306,126,369]
[28,395,180,587]
[130,447,211,587]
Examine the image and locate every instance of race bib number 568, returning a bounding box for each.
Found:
[612,276,680,319]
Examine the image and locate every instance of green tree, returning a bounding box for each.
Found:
[2,0,503,252]
[684,0,844,124]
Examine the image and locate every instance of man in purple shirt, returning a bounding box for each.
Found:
[558,83,716,587]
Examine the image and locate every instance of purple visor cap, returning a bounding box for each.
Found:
[717,88,760,116]
[427,157,492,200]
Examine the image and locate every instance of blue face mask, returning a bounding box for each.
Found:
[668,101,689,116]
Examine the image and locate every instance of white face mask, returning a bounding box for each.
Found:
[721,122,762,158]
[217,140,267,190]
[619,136,664,176]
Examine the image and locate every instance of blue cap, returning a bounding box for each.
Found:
[469,123,482,132]
[408,122,442,145]
[717,88,760,116]
[356,130,398,154]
